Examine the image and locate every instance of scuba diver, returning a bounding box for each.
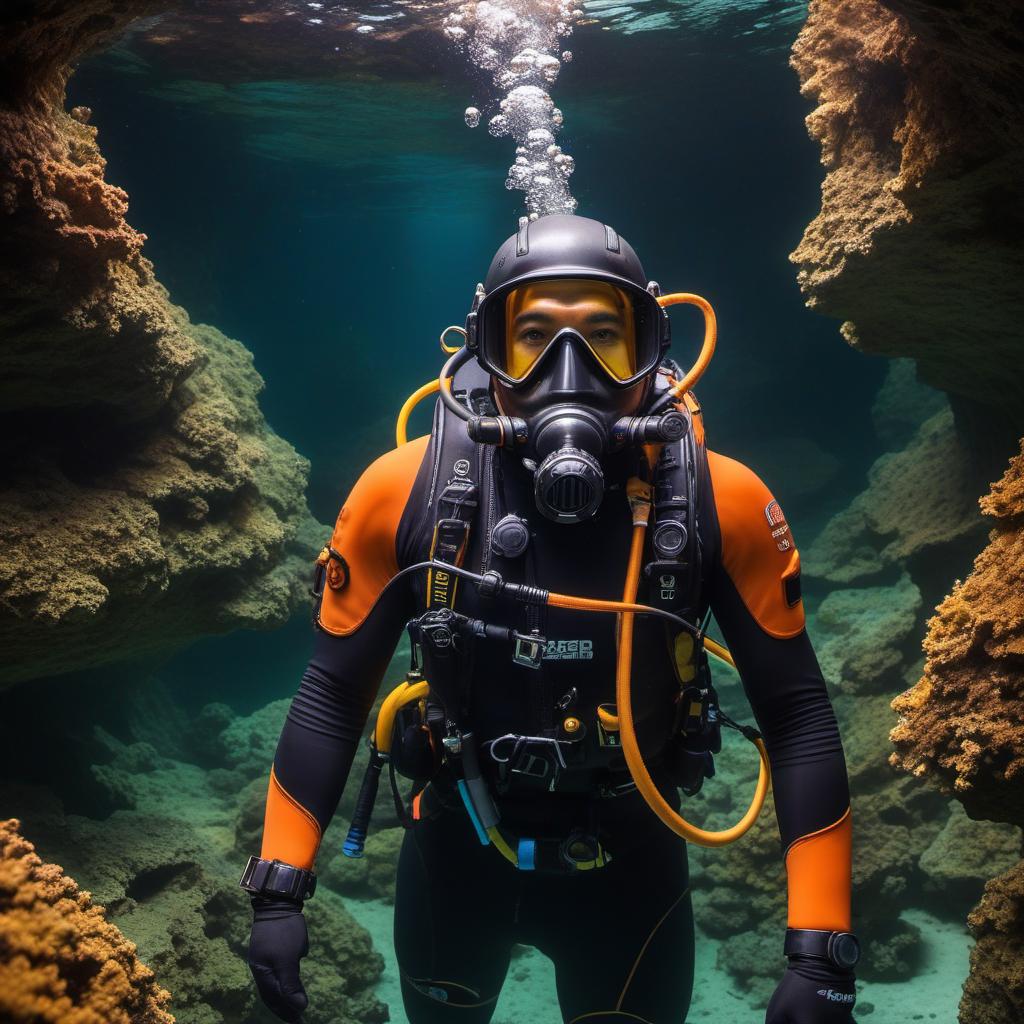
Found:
[241,215,859,1023]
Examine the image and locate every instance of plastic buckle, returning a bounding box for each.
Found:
[433,518,470,564]
[438,477,478,519]
[239,856,316,901]
[513,632,545,669]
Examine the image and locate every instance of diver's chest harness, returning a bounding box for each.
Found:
[341,368,750,875]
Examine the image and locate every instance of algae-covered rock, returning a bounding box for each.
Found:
[805,409,982,585]
[891,444,1024,826]
[320,827,406,905]
[814,573,922,694]
[0,816,175,1024]
[961,859,1024,1024]
[871,359,948,453]
[0,4,325,688]
[919,804,1021,916]
[790,0,1024,440]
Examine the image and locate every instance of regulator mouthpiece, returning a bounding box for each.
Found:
[534,446,604,524]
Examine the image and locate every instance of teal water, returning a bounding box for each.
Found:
[14,2,977,1022]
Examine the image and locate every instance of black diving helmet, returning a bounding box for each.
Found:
[464,214,680,524]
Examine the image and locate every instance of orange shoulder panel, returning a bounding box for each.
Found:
[317,435,429,636]
[707,450,805,639]
[785,807,852,931]
[260,767,322,870]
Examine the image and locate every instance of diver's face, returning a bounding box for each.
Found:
[504,279,637,383]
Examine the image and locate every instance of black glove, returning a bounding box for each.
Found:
[247,896,310,1023]
[765,958,856,1023]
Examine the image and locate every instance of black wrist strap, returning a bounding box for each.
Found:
[785,928,860,970]
[239,855,317,902]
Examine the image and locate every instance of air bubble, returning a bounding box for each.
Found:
[464,106,481,128]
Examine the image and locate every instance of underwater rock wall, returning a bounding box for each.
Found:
[0,817,174,1023]
[790,0,1024,448]
[0,1,322,688]
[791,2,1024,1021]
[892,448,1024,1023]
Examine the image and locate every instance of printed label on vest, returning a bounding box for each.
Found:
[542,639,594,661]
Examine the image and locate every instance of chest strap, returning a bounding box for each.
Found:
[426,474,478,610]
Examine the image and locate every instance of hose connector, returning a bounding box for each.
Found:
[468,416,528,447]
[611,410,688,449]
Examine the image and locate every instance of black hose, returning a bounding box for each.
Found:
[438,347,476,422]
[343,751,384,858]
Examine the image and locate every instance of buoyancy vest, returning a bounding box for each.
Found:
[393,358,721,800]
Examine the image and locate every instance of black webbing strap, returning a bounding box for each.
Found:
[426,475,478,610]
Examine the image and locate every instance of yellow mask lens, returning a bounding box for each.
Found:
[504,279,637,382]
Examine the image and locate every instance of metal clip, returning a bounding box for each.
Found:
[513,631,546,669]
[487,732,570,770]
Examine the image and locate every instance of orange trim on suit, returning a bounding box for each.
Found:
[259,766,323,870]
[785,808,852,932]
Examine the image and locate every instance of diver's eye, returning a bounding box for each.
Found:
[590,328,620,344]
[521,328,548,344]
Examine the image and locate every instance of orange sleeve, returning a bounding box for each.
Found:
[316,434,429,636]
[707,450,805,639]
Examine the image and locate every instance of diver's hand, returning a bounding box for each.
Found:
[248,896,310,1022]
[765,959,856,1023]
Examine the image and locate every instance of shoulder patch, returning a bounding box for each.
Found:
[764,499,792,551]
[326,550,350,591]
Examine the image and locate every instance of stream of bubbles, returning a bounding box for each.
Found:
[444,0,585,217]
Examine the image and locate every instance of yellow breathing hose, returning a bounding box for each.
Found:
[395,380,439,448]
[656,292,717,399]
[547,592,770,848]
[375,679,430,753]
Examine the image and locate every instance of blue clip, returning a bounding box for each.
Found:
[517,838,536,871]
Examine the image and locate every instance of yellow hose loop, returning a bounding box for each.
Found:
[396,380,441,447]
[375,679,430,752]
[440,325,467,354]
[656,292,717,399]
[616,522,770,847]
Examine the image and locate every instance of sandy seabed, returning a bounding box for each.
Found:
[346,901,967,1023]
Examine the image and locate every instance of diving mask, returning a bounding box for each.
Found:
[476,276,665,387]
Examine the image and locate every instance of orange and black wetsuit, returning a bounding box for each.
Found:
[257,431,851,1023]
